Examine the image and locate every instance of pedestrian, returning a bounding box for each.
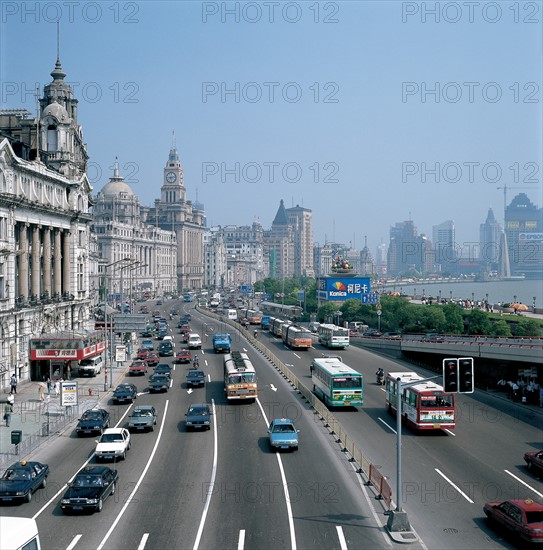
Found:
[9,373,17,394]
[38,383,45,401]
[3,402,13,427]
[46,377,51,395]
[7,393,14,406]
[54,380,60,397]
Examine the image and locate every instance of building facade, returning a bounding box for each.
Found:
[204,227,227,290]
[285,204,314,277]
[0,57,93,387]
[265,199,294,279]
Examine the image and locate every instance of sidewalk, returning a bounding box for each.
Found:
[0,360,130,469]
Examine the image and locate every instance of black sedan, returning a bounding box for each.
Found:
[186,369,206,388]
[149,374,170,393]
[60,465,118,514]
[112,383,138,404]
[0,461,49,503]
[75,408,110,436]
[154,363,172,378]
[185,403,212,431]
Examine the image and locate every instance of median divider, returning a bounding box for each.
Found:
[197,306,394,510]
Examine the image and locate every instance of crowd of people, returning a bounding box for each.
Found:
[497,378,543,406]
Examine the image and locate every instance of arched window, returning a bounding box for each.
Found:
[47,125,57,151]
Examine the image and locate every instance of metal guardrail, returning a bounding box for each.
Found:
[198,306,394,508]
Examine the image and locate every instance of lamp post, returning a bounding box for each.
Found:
[533,296,537,313]
[450,290,452,302]
[438,290,442,303]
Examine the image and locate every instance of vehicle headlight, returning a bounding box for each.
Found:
[61,498,70,504]
[87,498,98,504]
[93,426,100,430]
[15,491,24,496]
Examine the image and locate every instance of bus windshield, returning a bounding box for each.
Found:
[228,373,256,384]
[333,377,362,389]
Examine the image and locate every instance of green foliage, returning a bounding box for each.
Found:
[465,308,492,335]
[514,318,542,337]
[339,299,363,322]
[317,302,340,323]
[491,320,512,337]
[442,302,464,334]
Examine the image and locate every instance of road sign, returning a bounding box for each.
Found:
[60,381,78,406]
[377,310,382,316]
[115,345,127,362]
[113,314,148,331]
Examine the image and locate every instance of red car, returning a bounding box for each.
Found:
[524,450,543,473]
[176,350,192,364]
[484,499,543,544]
[144,353,160,367]
[137,348,150,360]
[128,360,148,376]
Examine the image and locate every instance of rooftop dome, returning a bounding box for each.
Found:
[99,161,134,196]
[42,101,70,123]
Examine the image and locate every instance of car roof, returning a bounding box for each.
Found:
[188,370,204,375]
[272,418,294,425]
[505,499,543,511]
[188,403,209,409]
[134,405,154,411]
[79,465,113,476]
[102,428,125,435]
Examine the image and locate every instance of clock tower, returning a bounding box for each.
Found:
[161,132,185,204]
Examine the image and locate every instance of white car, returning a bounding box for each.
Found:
[187,333,202,349]
[94,428,131,462]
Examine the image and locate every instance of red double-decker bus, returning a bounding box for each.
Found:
[385,372,456,431]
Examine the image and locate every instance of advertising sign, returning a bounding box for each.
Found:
[316,277,371,302]
[60,381,78,407]
[115,345,127,363]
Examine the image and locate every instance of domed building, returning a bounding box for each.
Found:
[92,162,177,300]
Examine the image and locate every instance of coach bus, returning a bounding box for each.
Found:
[282,325,313,350]
[385,371,456,431]
[260,301,303,320]
[311,356,363,407]
[238,309,263,325]
[318,324,350,349]
[223,351,258,401]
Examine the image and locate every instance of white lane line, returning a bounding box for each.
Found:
[65,534,82,550]
[96,400,170,550]
[444,429,456,436]
[293,353,301,359]
[256,398,297,550]
[192,398,218,550]
[173,364,176,371]
[237,529,245,550]
[33,403,134,520]
[207,373,211,382]
[137,533,149,550]
[335,526,347,550]
[434,468,474,503]
[504,469,543,498]
[169,378,173,388]
[378,417,396,433]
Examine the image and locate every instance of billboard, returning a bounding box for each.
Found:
[316,277,371,301]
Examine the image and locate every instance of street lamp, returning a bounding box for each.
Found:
[533,296,537,312]
[334,311,343,327]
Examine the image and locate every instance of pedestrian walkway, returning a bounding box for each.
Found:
[0,360,130,469]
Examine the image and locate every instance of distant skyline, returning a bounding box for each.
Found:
[2,1,541,254]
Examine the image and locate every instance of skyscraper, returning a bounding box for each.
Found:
[433,220,456,274]
[286,204,314,277]
[479,209,501,269]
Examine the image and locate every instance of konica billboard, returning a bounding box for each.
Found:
[316,277,371,301]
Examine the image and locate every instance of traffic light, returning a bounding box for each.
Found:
[458,357,474,393]
[443,358,458,393]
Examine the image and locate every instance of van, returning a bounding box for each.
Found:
[0,517,41,549]
[187,333,202,350]
[78,355,103,377]
[227,309,238,321]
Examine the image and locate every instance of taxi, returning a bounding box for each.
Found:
[484,498,543,544]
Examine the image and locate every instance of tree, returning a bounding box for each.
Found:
[491,320,512,337]
[340,299,363,323]
[465,309,492,335]
[514,318,542,337]
[317,303,340,323]
[442,302,464,334]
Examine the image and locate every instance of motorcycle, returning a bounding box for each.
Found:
[376,371,384,385]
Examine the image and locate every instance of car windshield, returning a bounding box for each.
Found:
[100,434,123,443]
[188,407,208,416]
[83,412,102,420]
[3,469,31,481]
[189,371,204,377]
[116,386,130,392]
[273,424,295,433]
[132,410,152,417]
[73,475,103,488]
[152,376,168,382]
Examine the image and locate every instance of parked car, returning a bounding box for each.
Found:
[268,418,299,451]
[176,350,192,364]
[78,355,104,377]
[128,405,157,432]
[484,498,543,544]
[94,428,131,462]
[149,374,170,393]
[524,450,543,473]
[0,461,49,503]
[185,403,212,431]
[76,408,110,437]
[128,360,148,376]
[60,465,118,514]
[112,383,137,404]
[186,369,206,388]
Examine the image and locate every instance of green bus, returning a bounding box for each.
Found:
[311,357,363,407]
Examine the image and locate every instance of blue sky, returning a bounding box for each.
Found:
[2,1,541,255]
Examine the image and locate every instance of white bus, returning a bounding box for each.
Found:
[318,324,350,349]
[0,517,41,549]
[223,351,258,401]
[311,356,364,407]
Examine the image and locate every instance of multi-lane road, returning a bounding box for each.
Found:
[5,301,542,550]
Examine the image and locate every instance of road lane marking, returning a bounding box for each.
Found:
[293,353,301,359]
[270,384,277,392]
[444,429,455,436]
[378,417,396,433]
[207,373,211,382]
[504,469,543,498]
[335,526,347,550]
[137,533,149,550]
[434,468,474,503]
[256,398,297,550]
[237,530,245,550]
[192,399,218,550]
[65,534,82,550]
[96,400,171,550]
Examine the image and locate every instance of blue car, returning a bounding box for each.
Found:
[268,418,299,451]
